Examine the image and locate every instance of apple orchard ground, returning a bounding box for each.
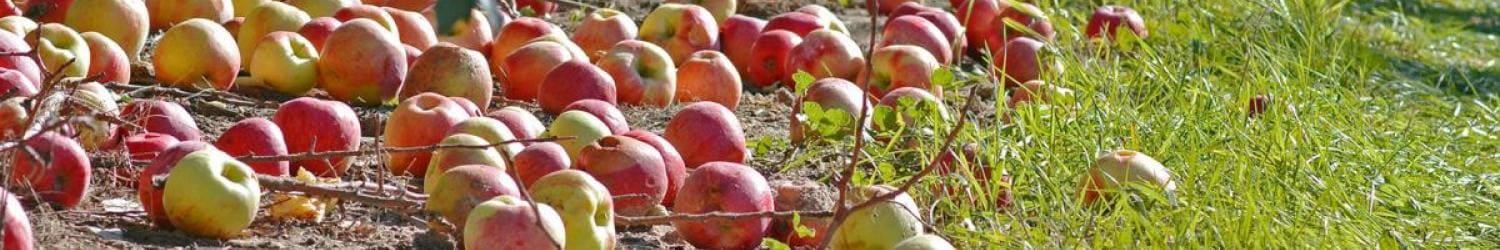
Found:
[31,0,1500,248]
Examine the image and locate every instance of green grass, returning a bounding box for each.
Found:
[816,0,1500,248]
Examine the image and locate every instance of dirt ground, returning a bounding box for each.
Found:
[18,0,971,248]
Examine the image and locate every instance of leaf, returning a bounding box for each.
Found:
[931,67,955,89]
[793,71,816,96]
[763,239,792,250]
[792,213,816,238]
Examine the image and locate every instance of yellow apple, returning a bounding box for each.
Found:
[64,0,149,60]
[154,18,240,90]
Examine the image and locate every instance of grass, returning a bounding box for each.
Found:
[806,0,1499,248]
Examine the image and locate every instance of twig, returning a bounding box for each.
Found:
[821,1,882,249]
[543,0,601,11]
[254,175,426,211]
[614,210,835,226]
[234,137,571,162]
[105,81,280,109]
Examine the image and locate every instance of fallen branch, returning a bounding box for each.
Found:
[235,136,572,162]
[821,1,883,249]
[105,81,280,109]
[255,174,425,211]
[614,210,835,226]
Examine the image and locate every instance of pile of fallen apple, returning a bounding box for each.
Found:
[0,0,1194,249]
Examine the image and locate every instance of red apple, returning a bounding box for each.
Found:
[23,0,75,23]
[489,17,564,62]
[485,106,546,144]
[10,132,91,208]
[596,40,677,106]
[0,69,35,97]
[401,43,494,109]
[500,40,581,101]
[298,17,341,51]
[785,29,865,87]
[426,164,521,226]
[950,0,1004,53]
[449,97,482,116]
[984,2,1054,50]
[512,142,570,188]
[433,9,492,52]
[1006,80,1073,108]
[878,87,951,131]
[796,5,849,34]
[563,99,630,135]
[463,195,566,250]
[81,32,131,84]
[790,78,872,143]
[639,3,719,65]
[214,118,290,176]
[514,0,554,17]
[889,2,938,18]
[273,97,362,177]
[877,0,923,15]
[385,93,471,176]
[123,132,180,162]
[118,99,203,141]
[664,0,736,23]
[676,50,742,109]
[1249,95,1270,117]
[992,36,1044,88]
[1085,5,1147,40]
[745,30,801,90]
[0,98,25,139]
[913,11,966,57]
[0,0,19,17]
[573,8,637,61]
[383,7,436,50]
[579,135,667,216]
[672,161,773,250]
[0,31,38,90]
[317,19,408,106]
[719,14,765,77]
[879,15,952,64]
[332,5,400,38]
[0,189,33,250]
[537,60,617,115]
[763,12,824,37]
[620,130,686,207]
[664,102,748,168]
[138,141,214,228]
[861,45,942,98]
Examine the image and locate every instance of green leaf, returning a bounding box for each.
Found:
[763,239,792,250]
[931,67,955,89]
[792,213,815,238]
[793,71,816,96]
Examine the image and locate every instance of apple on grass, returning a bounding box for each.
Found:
[719,15,766,78]
[63,0,148,61]
[1085,5,1148,41]
[1,189,34,250]
[35,23,91,78]
[579,135,668,216]
[447,116,524,159]
[596,40,676,107]
[992,36,1045,88]
[672,162,773,250]
[215,118,290,176]
[861,45,942,99]
[639,3,720,65]
[317,19,408,106]
[146,0,232,30]
[784,29,865,87]
[620,130,685,207]
[879,16,953,64]
[486,107,546,144]
[676,50,743,109]
[386,93,472,176]
[401,43,494,109]
[118,99,203,141]
[427,164,520,227]
[950,0,1003,54]
[573,8,638,61]
[545,110,612,162]
[830,185,925,249]
[983,2,1055,50]
[512,142,570,188]
[163,149,261,239]
[528,170,616,250]
[9,132,90,208]
[238,1,311,67]
[80,32,131,84]
[464,195,567,249]
[422,134,508,193]
[878,87,952,133]
[273,97,362,177]
[790,78,872,143]
[1006,80,1074,108]
[537,61,617,115]
[745,30,801,90]
[154,19,239,91]
[500,41,581,102]
[297,17,340,51]
[664,102,748,168]
[1079,150,1177,205]
[1248,95,1271,117]
[563,99,631,135]
[433,9,493,52]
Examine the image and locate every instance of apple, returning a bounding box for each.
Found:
[861,45,942,98]
[154,19,239,90]
[578,135,667,216]
[992,36,1044,88]
[514,0,555,17]
[119,99,203,141]
[238,1,311,67]
[448,96,483,116]
[912,11,965,57]
[69,82,119,149]
[124,132,181,162]
[246,31,319,95]
[288,0,358,17]
[1,189,34,250]
[877,0,923,15]
[385,93,471,176]
[830,185,925,250]
[878,87,951,130]
[785,29,865,87]
[1085,5,1147,40]
[768,180,832,247]
[563,99,630,135]
[672,161,773,250]
[224,17,245,40]
[538,60,617,115]
[675,50,742,109]
[485,106,546,144]
[796,5,849,34]
[544,110,612,162]
[573,8,638,61]
[950,0,1003,53]
[422,134,509,193]
[0,69,33,97]
[273,97,362,177]
[0,0,18,17]
[499,41,580,102]
[231,0,268,17]
[214,118,291,176]
[63,0,149,60]
[401,43,493,108]
[162,149,261,239]
[138,141,214,228]
[427,164,521,226]
[464,195,566,249]
[435,9,493,52]
[23,0,76,23]
[664,102,748,168]
[984,2,1054,50]
[664,0,736,24]
[446,116,524,158]
[528,170,615,249]
[596,40,676,106]
[889,2,938,18]
[744,30,801,90]
[147,0,232,30]
[639,3,719,65]
[0,98,24,139]
[34,24,91,78]
[880,16,952,64]
[0,31,37,87]
[1248,95,1270,117]
[1080,149,1177,205]
[512,142,569,188]
[763,12,824,37]
[383,7,437,50]
[9,132,91,208]
[0,16,35,37]
[489,17,564,62]
[297,17,340,51]
[318,19,408,106]
[894,234,956,250]
[1006,80,1073,108]
[402,43,422,70]
[719,15,765,77]
[525,34,590,60]
[80,32,130,84]
[619,130,685,207]
[790,78,871,143]
[332,5,401,39]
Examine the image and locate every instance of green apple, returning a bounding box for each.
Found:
[426,164,519,226]
[529,170,615,250]
[238,1,310,67]
[248,31,319,95]
[0,16,36,36]
[830,185,924,250]
[422,134,507,193]
[447,116,523,159]
[162,150,262,239]
[35,23,91,78]
[544,110,611,162]
[465,195,567,249]
[893,234,956,250]
[63,0,150,60]
[1079,149,1176,205]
